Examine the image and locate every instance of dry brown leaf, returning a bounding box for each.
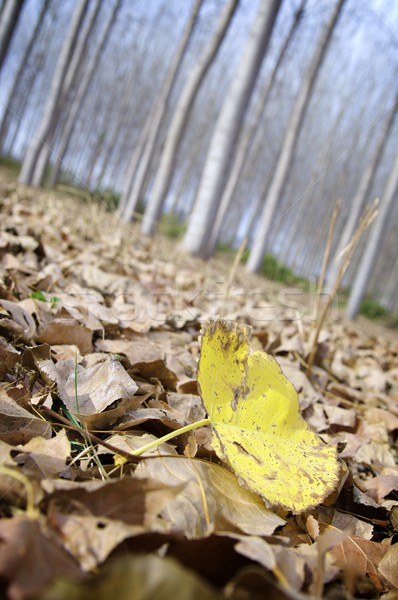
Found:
[57,286,118,327]
[46,477,183,528]
[0,515,83,600]
[42,477,185,571]
[365,407,398,432]
[39,356,138,416]
[50,344,82,362]
[115,406,190,430]
[323,404,357,428]
[37,319,93,353]
[330,533,389,591]
[96,338,162,364]
[12,429,71,479]
[131,433,284,538]
[0,299,36,339]
[112,296,166,332]
[3,252,36,273]
[42,553,221,600]
[377,543,398,588]
[96,337,178,389]
[234,535,276,571]
[315,507,374,539]
[361,468,398,503]
[355,441,396,467]
[0,387,51,444]
[0,337,20,379]
[0,317,30,343]
[166,392,206,422]
[49,513,146,571]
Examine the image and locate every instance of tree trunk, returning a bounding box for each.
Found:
[18,0,89,185]
[140,0,240,236]
[119,0,203,222]
[0,0,23,69]
[31,0,101,187]
[48,0,120,189]
[206,1,305,256]
[0,0,49,151]
[2,20,53,155]
[246,0,346,273]
[347,151,398,319]
[326,92,398,287]
[181,0,282,256]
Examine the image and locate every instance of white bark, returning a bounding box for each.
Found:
[206,1,305,256]
[31,0,101,187]
[48,0,120,188]
[327,93,398,288]
[119,0,203,223]
[0,0,23,69]
[183,0,281,257]
[347,152,398,319]
[246,0,346,273]
[0,0,49,150]
[18,0,89,185]
[141,0,239,236]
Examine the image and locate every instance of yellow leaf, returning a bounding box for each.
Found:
[198,318,340,513]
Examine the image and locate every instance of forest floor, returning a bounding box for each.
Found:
[0,169,397,599]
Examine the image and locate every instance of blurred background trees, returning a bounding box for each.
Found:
[0,0,398,318]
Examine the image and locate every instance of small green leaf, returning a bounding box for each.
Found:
[30,290,47,302]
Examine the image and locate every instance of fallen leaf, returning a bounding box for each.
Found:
[49,513,146,571]
[0,299,36,339]
[234,535,276,571]
[12,429,71,479]
[37,319,93,353]
[378,543,398,588]
[361,468,398,503]
[330,533,389,592]
[0,387,51,444]
[96,338,178,389]
[323,404,357,428]
[0,337,20,379]
[0,515,83,600]
[132,433,285,538]
[198,318,340,513]
[45,476,184,571]
[39,356,138,416]
[42,553,221,600]
[315,506,374,539]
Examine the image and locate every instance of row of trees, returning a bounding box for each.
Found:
[1,0,398,317]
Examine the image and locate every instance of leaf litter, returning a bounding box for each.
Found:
[0,175,397,598]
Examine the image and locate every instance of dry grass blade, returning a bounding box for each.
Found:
[307,198,379,374]
[312,199,341,322]
[221,237,247,314]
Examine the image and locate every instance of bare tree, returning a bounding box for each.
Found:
[206,1,305,256]
[118,0,203,222]
[18,0,89,185]
[31,0,101,187]
[0,0,24,69]
[140,0,240,235]
[0,0,49,151]
[48,0,121,188]
[182,0,282,257]
[347,151,398,319]
[246,0,346,273]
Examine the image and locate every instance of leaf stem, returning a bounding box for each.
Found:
[131,418,211,456]
[0,465,38,518]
